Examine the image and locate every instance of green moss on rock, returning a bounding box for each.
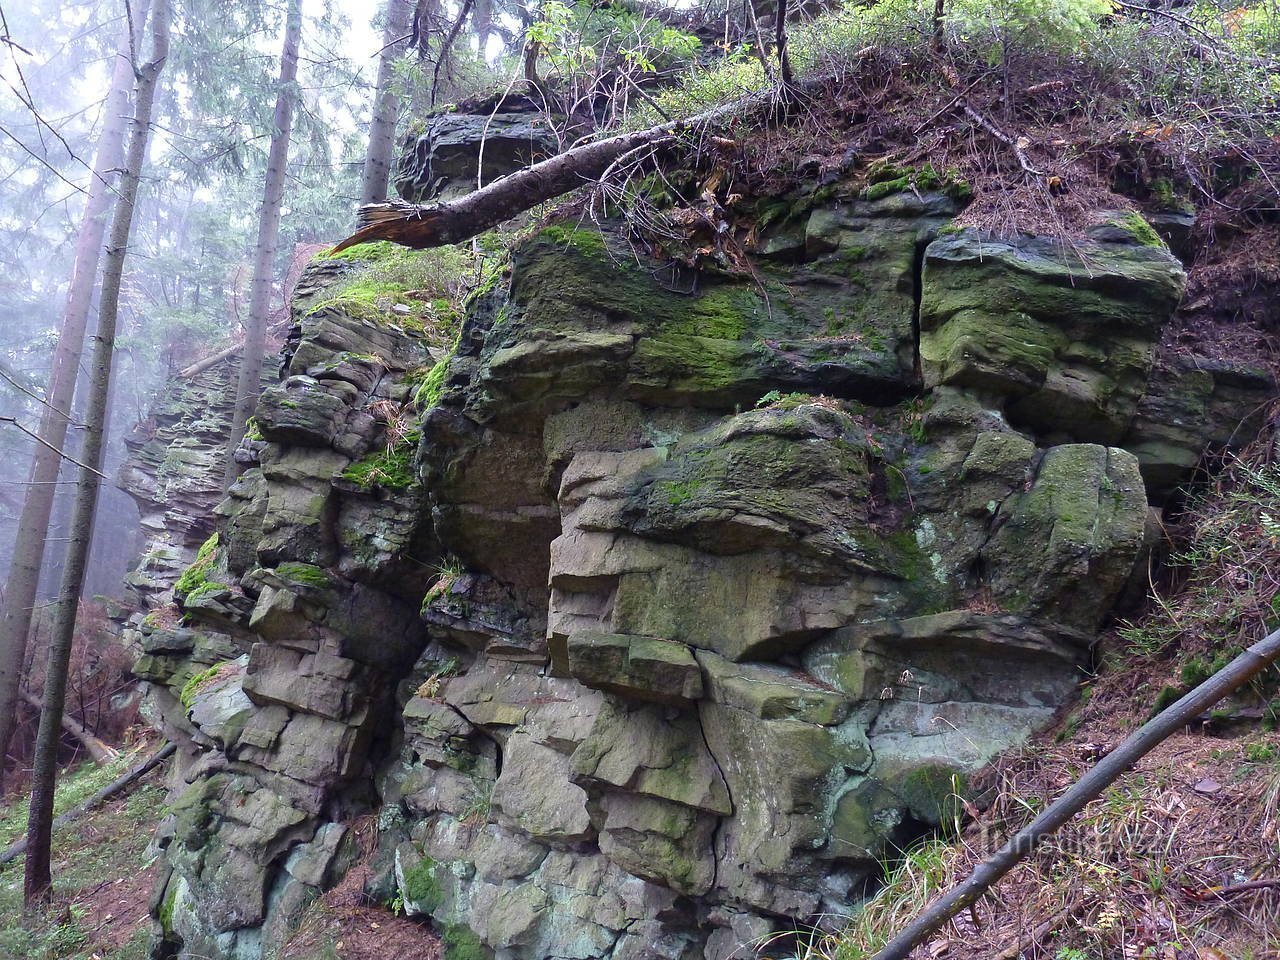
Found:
[174,533,221,600]
[443,923,487,960]
[341,433,420,489]
[413,356,451,410]
[1113,210,1164,247]
[273,561,333,590]
[179,661,230,709]
[402,855,443,912]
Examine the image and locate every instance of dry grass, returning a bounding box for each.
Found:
[799,729,1280,960]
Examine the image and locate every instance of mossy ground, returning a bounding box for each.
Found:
[308,241,490,353]
[0,747,167,960]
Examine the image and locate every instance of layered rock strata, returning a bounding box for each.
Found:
[128,190,1274,960]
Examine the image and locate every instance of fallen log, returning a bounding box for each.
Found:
[331,72,839,254]
[20,690,116,764]
[867,626,1280,960]
[0,741,175,868]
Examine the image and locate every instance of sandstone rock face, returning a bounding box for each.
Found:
[125,190,1275,960]
[393,96,559,204]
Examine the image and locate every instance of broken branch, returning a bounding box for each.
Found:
[333,73,835,254]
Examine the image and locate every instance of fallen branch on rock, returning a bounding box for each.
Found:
[0,741,174,868]
[331,70,845,254]
[867,626,1280,960]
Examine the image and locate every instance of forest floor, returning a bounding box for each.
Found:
[0,741,164,960]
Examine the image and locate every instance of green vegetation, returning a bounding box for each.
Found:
[174,533,226,602]
[413,355,452,410]
[341,433,420,490]
[273,561,333,590]
[756,390,818,410]
[861,162,970,203]
[401,855,443,912]
[1108,211,1165,247]
[0,751,165,959]
[443,923,487,960]
[307,243,478,351]
[179,661,231,709]
[421,557,466,613]
[1118,457,1280,714]
[818,839,957,960]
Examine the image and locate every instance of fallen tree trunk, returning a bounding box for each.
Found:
[867,626,1280,960]
[0,741,174,868]
[332,74,832,254]
[177,340,242,379]
[20,690,116,764]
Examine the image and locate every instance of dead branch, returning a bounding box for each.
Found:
[177,340,242,379]
[0,741,174,867]
[958,99,1043,176]
[0,416,111,480]
[868,625,1280,960]
[1184,878,1280,900]
[430,0,478,106]
[333,72,837,253]
[19,690,116,764]
[743,0,774,81]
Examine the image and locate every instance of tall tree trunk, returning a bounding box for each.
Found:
[223,0,304,487]
[360,0,414,206]
[23,0,170,907]
[0,0,151,793]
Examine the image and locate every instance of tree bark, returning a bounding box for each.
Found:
[867,625,1280,960]
[222,0,303,488]
[360,0,415,206]
[333,72,834,253]
[0,0,151,794]
[23,0,170,907]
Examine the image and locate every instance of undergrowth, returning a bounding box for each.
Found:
[1115,434,1280,720]
[309,242,477,351]
[588,0,1280,254]
[0,747,166,960]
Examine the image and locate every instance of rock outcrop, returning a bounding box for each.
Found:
[125,179,1275,960]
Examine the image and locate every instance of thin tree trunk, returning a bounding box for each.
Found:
[23,0,170,907]
[0,0,150,793]
[867,625,1280,960]
[223,0,303,488]
[360,0,414,206]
